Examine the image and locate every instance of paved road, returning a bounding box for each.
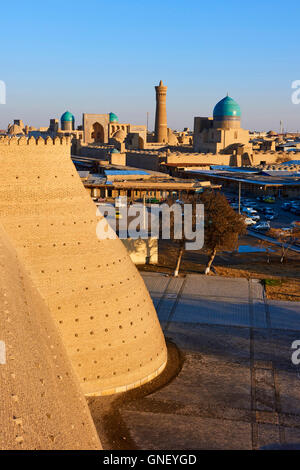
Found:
[119,273,300,450]
[247,229,300,253]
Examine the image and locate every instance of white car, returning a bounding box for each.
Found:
[243,207,258,215]
[244,217,257,226]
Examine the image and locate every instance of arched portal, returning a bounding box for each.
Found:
[138,136,145,149]
[91,122,104,143]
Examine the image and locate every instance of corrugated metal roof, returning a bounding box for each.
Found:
[261,170,300,177]
[104,170,150,176]
[279,160,300,165]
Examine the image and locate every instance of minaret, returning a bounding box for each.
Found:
[155,80,168,143]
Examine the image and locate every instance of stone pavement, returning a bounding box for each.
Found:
[119,273,300,450]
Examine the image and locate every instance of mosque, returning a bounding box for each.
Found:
[50,81,178,149]
[193,95,252,156]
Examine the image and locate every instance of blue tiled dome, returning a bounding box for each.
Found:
[109,112,118,123]
[61,111,75,123]
[213,96,241,118]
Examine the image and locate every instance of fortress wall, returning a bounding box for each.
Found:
[125,151,165,171]
[79,144,110,159]
[0,224,101,450]
[166,153,232,165]
[0,137,167,396]
[252,151,283,165]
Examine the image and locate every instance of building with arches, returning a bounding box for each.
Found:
[82,112,146,148]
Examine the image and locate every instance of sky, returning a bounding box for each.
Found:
[1,0,300,132]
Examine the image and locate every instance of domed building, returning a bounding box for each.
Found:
[213,95,241,129]
[61,111,75,131]
[193,95,252,163]
[82,112,146,149]
[109,112,118,123]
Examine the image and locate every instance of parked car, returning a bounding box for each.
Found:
[261,207,275,215]
[252,221,271,231]
[244,217,257,226]
[290,206,300,214]
[243,207,258,215]
[291,221,300,228]
[243,210,260,221]
[265,212,277,220]
[281,202,291,210]
[263,196,275,203]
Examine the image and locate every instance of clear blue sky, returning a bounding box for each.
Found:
[1,0,300,132]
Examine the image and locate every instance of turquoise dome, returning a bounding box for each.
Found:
[213,96,241,118]
[109,112,118,123]
[61,111,75,123]
[111,148,120,153]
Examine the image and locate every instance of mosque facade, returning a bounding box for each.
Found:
[193,95,252,156]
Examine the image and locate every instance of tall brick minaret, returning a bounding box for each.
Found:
[154,80,168,143]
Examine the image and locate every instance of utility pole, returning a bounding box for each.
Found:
[146,112,149,133]
[143,193,146,230]
[238,181,241,214]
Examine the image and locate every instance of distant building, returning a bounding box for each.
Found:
[193,95,252,157]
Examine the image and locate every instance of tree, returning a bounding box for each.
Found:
[268,226,300,263]
[166,193,198,277]
[199,191,246,275]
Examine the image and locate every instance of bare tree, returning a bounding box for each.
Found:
[166,193,198,277]
[199,191,246,275]
[268,226,300,263]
